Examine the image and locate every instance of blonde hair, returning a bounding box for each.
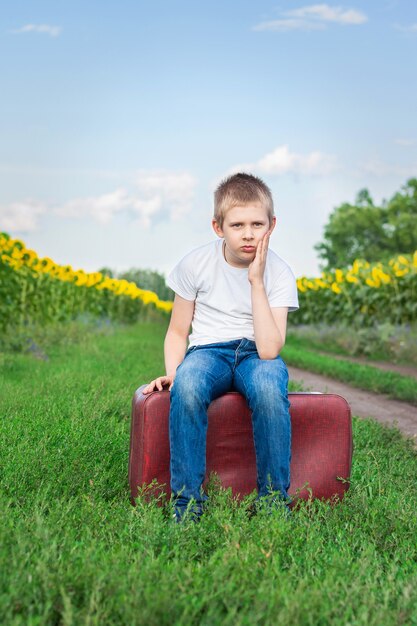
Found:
[214,172,274,227]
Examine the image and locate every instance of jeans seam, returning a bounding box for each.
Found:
[209,368,234,397]
[233,338,246,372]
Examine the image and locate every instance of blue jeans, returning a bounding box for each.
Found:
[169,339,291,519]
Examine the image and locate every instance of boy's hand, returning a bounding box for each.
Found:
[143,375,175,394]
[248,230,271,286]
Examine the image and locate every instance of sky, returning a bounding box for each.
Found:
[1,0,416,279]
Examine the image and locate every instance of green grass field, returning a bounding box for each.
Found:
[281,343,417,405]
[286,323,417,367]
[1,321,416,625]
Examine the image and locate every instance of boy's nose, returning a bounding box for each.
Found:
[243,228,254,240]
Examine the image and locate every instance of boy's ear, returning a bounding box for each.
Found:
[269,216,277,234]
[212,219,224,237]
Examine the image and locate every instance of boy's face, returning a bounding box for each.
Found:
[212,203,276,268]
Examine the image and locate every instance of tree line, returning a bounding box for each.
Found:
[315,178,417,270]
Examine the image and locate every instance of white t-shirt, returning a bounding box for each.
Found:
[167,239,299,347]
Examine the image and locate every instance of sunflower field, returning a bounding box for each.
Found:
[1,231,416,333]
[0,232,173,333]
[294,251,417,327]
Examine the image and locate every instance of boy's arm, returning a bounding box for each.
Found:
[249,231,288,359]
[143,294,195,393]
[251,287,288,359]
[164,294,195,377]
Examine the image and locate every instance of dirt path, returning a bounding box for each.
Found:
[288,365,417,444]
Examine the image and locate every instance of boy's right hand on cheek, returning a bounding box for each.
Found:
[143,375,175,394]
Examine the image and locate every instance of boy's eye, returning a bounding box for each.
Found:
[229,222,265,228]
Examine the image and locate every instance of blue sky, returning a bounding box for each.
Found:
[1,1,416,278]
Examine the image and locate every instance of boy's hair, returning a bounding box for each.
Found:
[214,172,274,227]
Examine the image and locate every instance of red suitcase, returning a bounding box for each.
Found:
[129,386,352,505]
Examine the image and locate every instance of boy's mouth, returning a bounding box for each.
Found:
[241,246,255,253]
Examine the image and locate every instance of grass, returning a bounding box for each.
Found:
[282,343,417,405]
[1,321,416,625]
[286,322,417,367]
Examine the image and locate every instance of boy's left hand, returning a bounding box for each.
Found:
[248,230,271,286]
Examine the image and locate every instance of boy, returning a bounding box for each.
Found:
[143,172,299,521]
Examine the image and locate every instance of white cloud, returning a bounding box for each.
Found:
[228,145,338,177]
[253,19,325,32]
[11,24,62,37]
[134,170,197,224]
[394,23,417,33]
[56,171,197,227]
[253,4,367,32]
[0,200,48,232]
[0,171,197,233]
[287,4,367,24]
[394,138,415,146]
[55,188,131,224]
[360,158,417,178]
